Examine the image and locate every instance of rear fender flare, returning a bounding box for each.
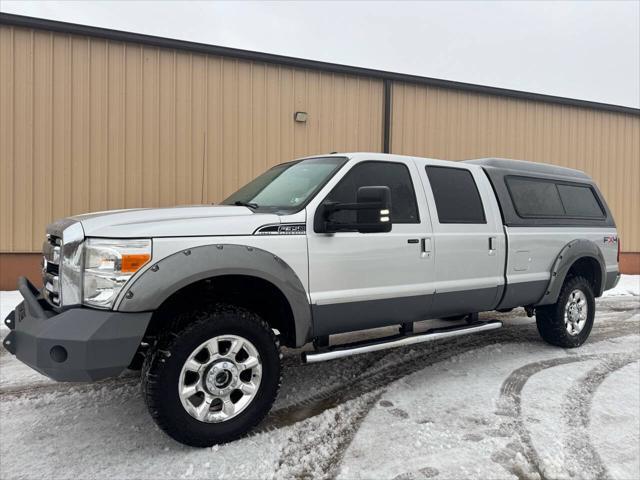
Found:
[535,239,605,306]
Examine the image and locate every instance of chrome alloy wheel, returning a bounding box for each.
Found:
[564,289,588,336]
[178,335,262,423]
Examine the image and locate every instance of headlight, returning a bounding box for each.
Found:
[83,238,152,309]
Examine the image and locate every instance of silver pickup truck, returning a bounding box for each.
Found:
[3,153,620,447]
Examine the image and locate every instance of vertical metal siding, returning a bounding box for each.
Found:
[1,24,637,255]
[0,25,383,252]
[391,82,640,252]
[0,26,14,252]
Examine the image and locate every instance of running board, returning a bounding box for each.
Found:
[302,320,503,364]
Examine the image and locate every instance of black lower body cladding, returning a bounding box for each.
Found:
[605,270,621,291]
[2,277,152,382]
[311,286,502,337]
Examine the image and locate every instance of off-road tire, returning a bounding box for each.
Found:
[141,304,281,447]
[535,275,595,348]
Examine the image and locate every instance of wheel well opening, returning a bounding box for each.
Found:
[567,257,602,295]
[145,275,297,347]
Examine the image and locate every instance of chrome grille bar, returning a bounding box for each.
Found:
[42,234,62,305]
[43,219,85,308]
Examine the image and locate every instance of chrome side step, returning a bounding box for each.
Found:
[302,320,503,364]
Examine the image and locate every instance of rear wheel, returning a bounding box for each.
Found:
[141,305,281,447]
[535,276,595,348]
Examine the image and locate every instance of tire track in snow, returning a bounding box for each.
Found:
[256,319,639,434]
[257,329,512,434]
[561,354,639,480]
[257,326,539,477]
[260,323,639,479]
[496,355,602,480]
[272,390,385,479]
[495,351,639,480]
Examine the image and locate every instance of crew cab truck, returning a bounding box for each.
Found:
[3,153,620,447]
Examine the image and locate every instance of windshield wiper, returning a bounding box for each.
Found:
[234,201,259,210]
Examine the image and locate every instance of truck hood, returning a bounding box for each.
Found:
[72,205,281,238]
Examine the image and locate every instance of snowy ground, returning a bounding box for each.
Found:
[0,278,639,480]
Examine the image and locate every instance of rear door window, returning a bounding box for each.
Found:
[425,166,486,224]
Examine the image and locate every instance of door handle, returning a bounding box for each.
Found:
[421,238,432,258]
[489,236,497,256]
[407,238,431,257]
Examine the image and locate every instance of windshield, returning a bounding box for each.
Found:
[222,157,347,212]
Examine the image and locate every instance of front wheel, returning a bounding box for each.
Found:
[535,276,595,348]
[141,305,281,447]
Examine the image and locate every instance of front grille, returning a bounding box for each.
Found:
[42,234,61,305]
[47,262,59,276]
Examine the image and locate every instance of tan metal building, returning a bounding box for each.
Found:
[1,13,638,289]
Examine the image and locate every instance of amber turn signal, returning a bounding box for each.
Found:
[121,254,151,273]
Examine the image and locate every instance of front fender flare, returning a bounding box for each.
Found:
[535,239,606,306]
[116,244,312,347]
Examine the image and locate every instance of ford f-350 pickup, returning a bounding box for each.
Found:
[3,153,620,446]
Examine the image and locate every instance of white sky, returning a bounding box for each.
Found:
[2,0,639,108]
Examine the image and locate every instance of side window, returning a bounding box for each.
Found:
[506,176,605,219]
[325,161,419,224]
[425,166,486,224]
[557,184,604,218]
[506,177,565,217]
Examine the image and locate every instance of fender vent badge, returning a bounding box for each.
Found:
[255,223,306,235]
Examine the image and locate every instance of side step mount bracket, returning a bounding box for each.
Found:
[302,319,502,364]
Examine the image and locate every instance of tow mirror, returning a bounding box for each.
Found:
[315,186,392,234]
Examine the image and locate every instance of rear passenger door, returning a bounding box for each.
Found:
[417,161,505,317]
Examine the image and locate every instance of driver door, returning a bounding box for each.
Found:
[306,158,435,336]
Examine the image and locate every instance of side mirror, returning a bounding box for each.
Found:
[315,186,392,234]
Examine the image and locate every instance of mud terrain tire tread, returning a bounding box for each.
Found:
[535,275,595,348]
[141,304,281,447]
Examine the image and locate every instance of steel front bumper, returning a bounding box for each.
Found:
[2,277,152,382]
